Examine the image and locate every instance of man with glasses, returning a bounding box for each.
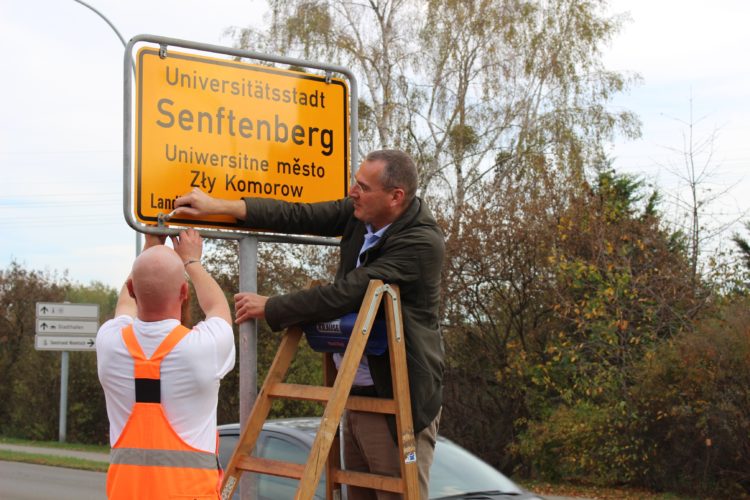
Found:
[174,149,445,500]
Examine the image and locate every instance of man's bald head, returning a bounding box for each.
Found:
[128,245,187,320]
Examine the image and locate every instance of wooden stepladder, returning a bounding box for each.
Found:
[220,279,420,500]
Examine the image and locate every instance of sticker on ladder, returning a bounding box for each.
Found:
[221,476,237,500]
[405,451,417,463]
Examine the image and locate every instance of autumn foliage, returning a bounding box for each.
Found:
[3,1,750,497]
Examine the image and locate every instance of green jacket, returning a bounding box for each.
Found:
[243,196,445,433]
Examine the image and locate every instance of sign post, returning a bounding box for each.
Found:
[35,303,98,352]
[35,302,99,442]
[238,236,258,497]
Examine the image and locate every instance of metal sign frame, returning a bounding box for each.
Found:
[123,34,359,243]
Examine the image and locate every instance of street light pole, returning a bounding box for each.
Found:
[72,0,127,46]
[73,0,141,256]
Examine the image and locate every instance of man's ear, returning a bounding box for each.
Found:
[179,281,189,302]
[390,187,405,207]
[126,279,137,301]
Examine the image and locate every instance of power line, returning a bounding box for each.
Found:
[0,197,117,209]
[0,149,120,155]
[0,217,124,228]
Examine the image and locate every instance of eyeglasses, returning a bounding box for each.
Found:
[351,178,397,194]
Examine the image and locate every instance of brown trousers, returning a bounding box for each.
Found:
[342,407,442,500]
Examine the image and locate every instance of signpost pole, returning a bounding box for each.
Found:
[238,235,258,500]
[59,351,69,443]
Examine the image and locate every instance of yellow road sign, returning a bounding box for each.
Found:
[133,47,350,228]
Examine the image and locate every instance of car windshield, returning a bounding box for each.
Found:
[429,439,522,498]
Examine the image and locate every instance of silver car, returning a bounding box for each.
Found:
[218,417,545,500]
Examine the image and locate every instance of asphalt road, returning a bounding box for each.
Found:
[0,461,106,500]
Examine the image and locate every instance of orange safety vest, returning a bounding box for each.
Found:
[106,324,222,499]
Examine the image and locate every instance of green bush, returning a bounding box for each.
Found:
[514,401,647,485]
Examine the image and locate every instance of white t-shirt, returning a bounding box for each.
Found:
[96,315,235,452]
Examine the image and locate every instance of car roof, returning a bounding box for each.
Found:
[218,417,321,444]
[218,416,450,444]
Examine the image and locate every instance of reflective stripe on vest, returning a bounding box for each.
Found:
[110,447,219,469]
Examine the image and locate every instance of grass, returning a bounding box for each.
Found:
[0,436,109,453]
[0,436,109,473]
[0,449,108,472]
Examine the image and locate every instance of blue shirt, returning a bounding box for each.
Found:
[335,223,391,385]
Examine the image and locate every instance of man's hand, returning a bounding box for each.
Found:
[173,188,247,220]
[172,228,232,323]
[143,233,166,250]
[170,228,203,264]
[234,292,268,323]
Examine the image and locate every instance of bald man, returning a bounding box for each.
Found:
[96,229,235,499]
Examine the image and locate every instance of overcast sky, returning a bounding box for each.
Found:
[1,0,748,290]
[603,0,750,237]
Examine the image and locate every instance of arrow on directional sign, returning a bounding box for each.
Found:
[34,335,97,351]
[36,302,98,319]
[35,319,98,335]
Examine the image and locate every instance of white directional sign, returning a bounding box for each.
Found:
[35,302,99,352]
[36,302,99,319]
[36,319,98,335]
[35,335,96,351]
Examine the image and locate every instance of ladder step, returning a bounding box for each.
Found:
[268,383,397,414]
[330,468,404,494]
[236,456,304,480]
[234,457,405,494]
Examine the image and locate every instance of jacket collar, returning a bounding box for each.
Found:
[382,197,422,239]
[348,197,425,269]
